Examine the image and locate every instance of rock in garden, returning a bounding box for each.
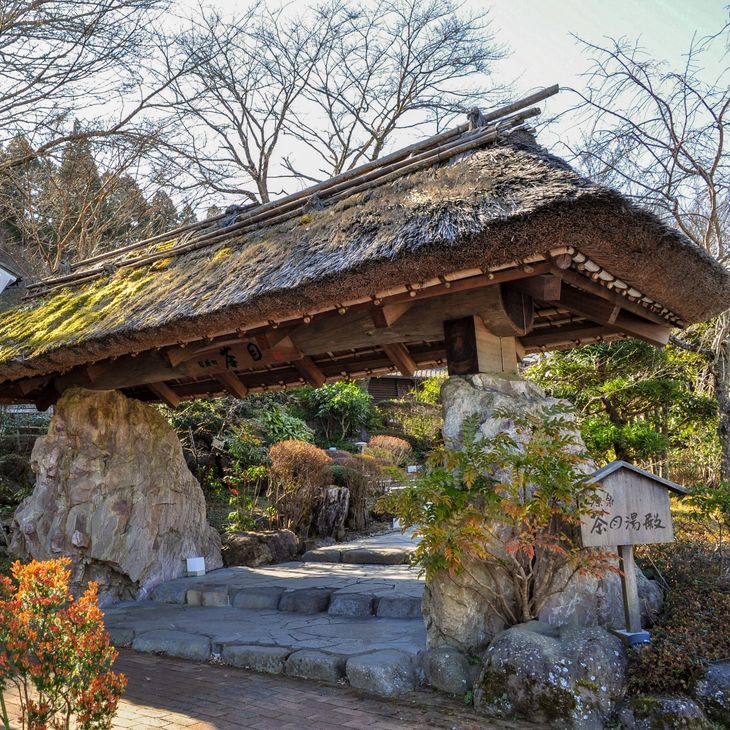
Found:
[222,529,298,567]
[617,695,712,729]
[10,388,222,604]
[695,661,730,725]
[474,621,628,729]
[346,650,416,698]
[426,374,663,652]
[418,645,478,695]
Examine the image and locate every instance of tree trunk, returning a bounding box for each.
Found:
[713,335,730,482]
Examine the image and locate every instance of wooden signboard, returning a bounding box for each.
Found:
[581,461,686,640]
[172,337,302,378]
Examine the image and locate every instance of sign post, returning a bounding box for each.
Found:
[580,461,687,645]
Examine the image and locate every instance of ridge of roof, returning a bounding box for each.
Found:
[590,460,688,495]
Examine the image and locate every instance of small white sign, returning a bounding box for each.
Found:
[211,437,226,451]
[186,557,206,576]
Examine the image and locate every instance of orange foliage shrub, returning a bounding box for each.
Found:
[268,440,330,533]
[0,558,126,730]
[367,435,412,466]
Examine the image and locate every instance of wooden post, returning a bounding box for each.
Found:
[443,315,519,375]
[618,544,642,633]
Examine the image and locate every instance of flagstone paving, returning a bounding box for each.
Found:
[3,649,541,729]
[103,529,429,696]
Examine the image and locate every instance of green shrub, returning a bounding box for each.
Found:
[414,376,446,405]
[261,406,314,443]
[306,381,373,442]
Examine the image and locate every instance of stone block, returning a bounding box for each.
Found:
[222,644,290,674]
[186,587,229,607]
[149,581,190,604]
[107,627,134,648]
[222,530,298,567]
[278,588,333,613]
[132,629,211,661]
[418,645,477,695]
[301,549,341,563]
[341,548,409,565]
[328,592,376,617]
[376,593,422,619]
[346,650,416,698]
[285,650,347,683]
[232,586,285,610]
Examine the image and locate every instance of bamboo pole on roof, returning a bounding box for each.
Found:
[31,85,559,291]
[27,113,537,296]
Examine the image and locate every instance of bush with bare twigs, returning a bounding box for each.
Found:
[267,440,329,534]
[366,435,412,466]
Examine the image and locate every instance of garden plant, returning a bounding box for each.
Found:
[0,558,126,730]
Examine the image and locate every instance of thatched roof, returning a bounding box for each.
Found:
[1,111,729,403]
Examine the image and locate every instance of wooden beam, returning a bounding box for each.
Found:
[381,343,417,376]
[215,371,248,398]
[293,356,327,388]
[370,302,413,328]
[549,263,668,325]
[17,376,50,396]
[521,323,618,349]
[549,285,671,346]
[515,274,562,302]
[148,381,181,408]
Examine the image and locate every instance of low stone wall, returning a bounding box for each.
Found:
[10,387,222,603]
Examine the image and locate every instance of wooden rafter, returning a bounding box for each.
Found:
[293,356,327,388]
[215,371,248,398]
[381,343,417,376]
[548,263,668,325]
[147,381,181,408]
[547,284,670,346]
[370,302,413,328]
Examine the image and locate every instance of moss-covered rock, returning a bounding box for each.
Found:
[474,621,627,729]
[617,695,713,729]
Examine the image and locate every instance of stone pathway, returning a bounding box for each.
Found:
[302,529,418,564]
[104,529,429,697]
[3,650,540,729]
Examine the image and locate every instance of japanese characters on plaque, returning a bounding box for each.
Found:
[579,463,681,548]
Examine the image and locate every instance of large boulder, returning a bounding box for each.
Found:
[10,388,222,603]
[424,374,663,651]
[474,621,628,729]
[222,529,298,567]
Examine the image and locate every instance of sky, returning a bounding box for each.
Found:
[168,0,728,206]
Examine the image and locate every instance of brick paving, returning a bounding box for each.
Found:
[3,649,539,729]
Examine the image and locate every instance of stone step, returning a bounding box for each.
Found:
[182,583,422,618]
[301,546,413,565]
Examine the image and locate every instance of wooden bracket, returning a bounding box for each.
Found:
[381,343,417,377]
[370,302,413,329]
[293,356,327,388]
[215,371,248,398]
[148,381,181,408]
